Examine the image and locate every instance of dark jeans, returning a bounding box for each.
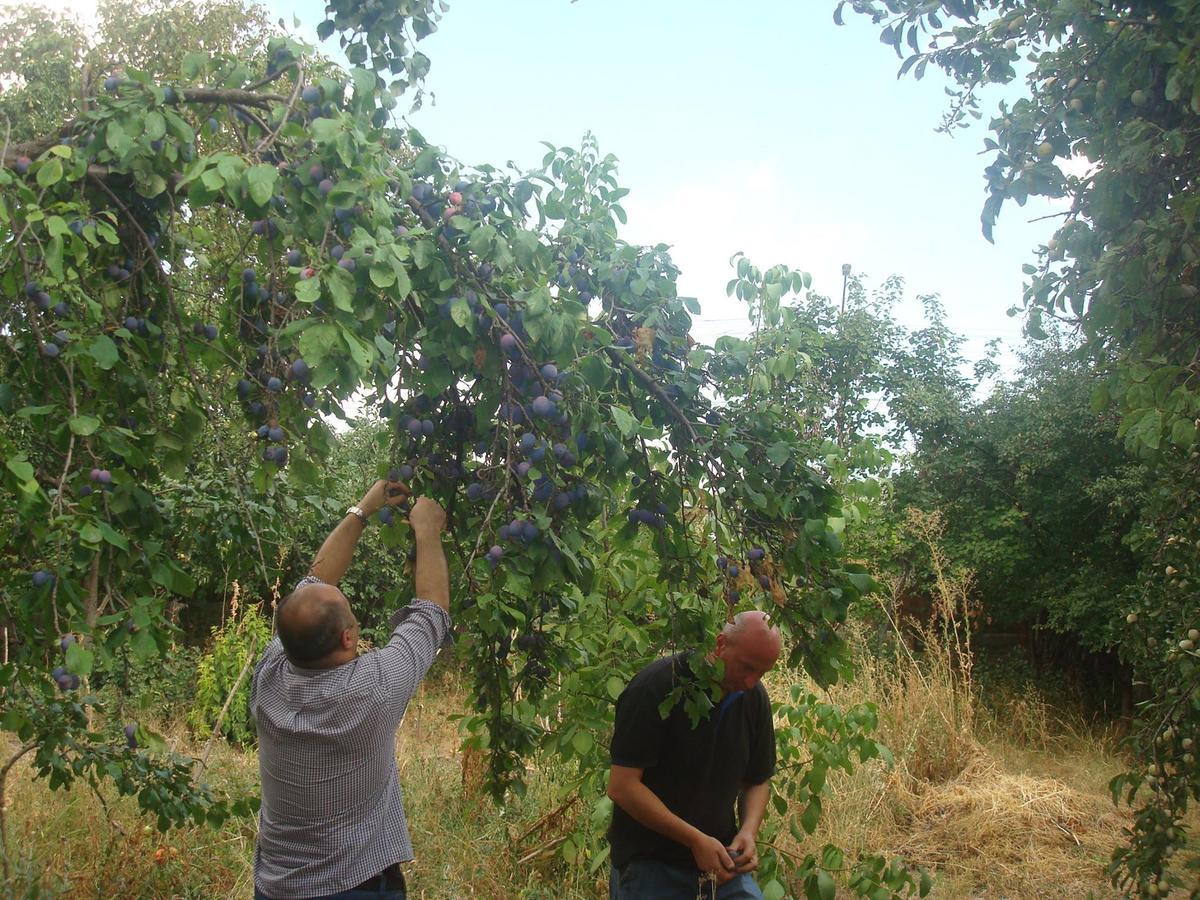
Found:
[255,870,406,900]
[610,859,764,900]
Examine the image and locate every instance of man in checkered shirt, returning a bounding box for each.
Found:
[251,479,449,900]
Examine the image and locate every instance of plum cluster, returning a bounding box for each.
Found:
[716,546,773,605]
[51,635,81,691]
[410,178,499,243]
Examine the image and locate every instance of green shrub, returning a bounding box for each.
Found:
[189,597,272,746]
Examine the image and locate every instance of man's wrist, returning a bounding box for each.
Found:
[346,505,369,524]
[412,524,443,542]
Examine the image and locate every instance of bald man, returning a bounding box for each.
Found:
[250,481,449,900]
[607,611,782,900]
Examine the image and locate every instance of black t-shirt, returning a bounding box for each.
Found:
[607,651,776,870]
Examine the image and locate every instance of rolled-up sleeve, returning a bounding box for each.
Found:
[374,599,451,717]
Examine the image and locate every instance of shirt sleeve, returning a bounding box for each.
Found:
[373,599,451,719]
[742,685,776,785]
[609,673,668,770]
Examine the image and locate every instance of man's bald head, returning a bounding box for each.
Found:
[721,610,782,654]
[715,610,782,694]
[277,582,356,667]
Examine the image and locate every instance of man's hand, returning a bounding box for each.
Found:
[727,829,759,875]
[409,496,446,535]
[690,833,737,885]
[357,478,411,517]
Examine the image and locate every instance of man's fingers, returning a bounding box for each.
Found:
[384,480,412,500]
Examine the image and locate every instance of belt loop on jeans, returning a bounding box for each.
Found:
[352,864,405,894]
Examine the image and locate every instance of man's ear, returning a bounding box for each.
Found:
[341,628,356,651]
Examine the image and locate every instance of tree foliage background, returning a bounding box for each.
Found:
[842,1,1200,895]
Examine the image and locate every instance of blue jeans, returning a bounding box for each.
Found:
[610,859,765,900]
[254,884,405,900]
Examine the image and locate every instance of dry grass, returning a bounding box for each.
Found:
[771,650,1133,899]
[772,511,1138,899]
[3,644,1139,900]
[0,661,603,900]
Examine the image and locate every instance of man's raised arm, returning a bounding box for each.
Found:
[409,497,449,612]
[309,479,409,584]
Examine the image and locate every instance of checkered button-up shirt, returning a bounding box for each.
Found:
[251,578,450,898]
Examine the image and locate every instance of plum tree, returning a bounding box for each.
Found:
[0,1,913,894]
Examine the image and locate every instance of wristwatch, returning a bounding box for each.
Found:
[346,505,368,524]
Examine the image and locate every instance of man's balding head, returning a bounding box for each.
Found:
[277,581,357,667]
[714,610,782,694]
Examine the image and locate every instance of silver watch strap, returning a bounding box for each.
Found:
[346,505,368,524]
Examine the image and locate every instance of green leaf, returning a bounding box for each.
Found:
[816,870,835,900]
[97,522,129,551]
[143,111,166,141]
[762,879,786,900]
[105,121,131,156]
[1170,417,1195,449]
[68,415,101,436]
[65,642,94,676]
[200,168,225,191]
[369,264,396,288]
[45,236,63,278]
[847,572,873,593]
[450,296,471,328]
[6,457,34,483]
[37,158,63,187]
[244,164,278,208]
[327,270,354,312]
[606,675,624,699]
[298,323,339,367]
[572,731,593,755]
[88,336,119,369]
[800,797,822,833]
[130,627,158,660]
[295,276,321,304]
[766,442,791,466]
[611,406,637,437]
[1127,409,1162,452]
[342,332,376,371]
[579,356,610,389]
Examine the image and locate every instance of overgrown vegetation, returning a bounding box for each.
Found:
[3,519,1166,898]
[3,0,1200,896]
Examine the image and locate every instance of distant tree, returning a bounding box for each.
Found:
[890,329,1145,665]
